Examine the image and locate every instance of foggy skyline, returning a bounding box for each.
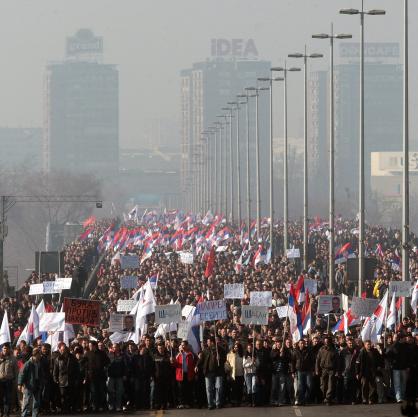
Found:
[0,0,416,149]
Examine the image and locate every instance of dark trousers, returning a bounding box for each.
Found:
[320,370,335,402]
[231,376,244,405]
[90,377,106,410]
[0,379,12,416]
[154,378,169,408]
[177,376,192,406]
[361,376,377,403]
[138,376,151,409]
[58,386,72,412]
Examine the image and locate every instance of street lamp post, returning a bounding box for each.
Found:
[271,64,301,253]
[312,26,352,293]
[224,106,235,224]
[215,120,224,215]
[288,47,323,271]
[340,2,386,297]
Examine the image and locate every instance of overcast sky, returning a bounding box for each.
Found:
[0,0,416,148]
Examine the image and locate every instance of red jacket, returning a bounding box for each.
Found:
[174,351,195,382]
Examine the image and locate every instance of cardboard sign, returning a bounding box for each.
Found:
[276,305,290,318]
[286,248,300,259]
[180,252,194,265]
[224,283,244,299]
[63,298,100,326]
[317,295,342,315]
[389,281,413,297]
[250,291,272,307]
[155,304,182,324]
[29,283,44,295]
[117,299,137,312]
[241,305,269,325]
[196,300,227,321]
[39,312,65,332]
[120,276,138,290]
[55,277,73,290]
[304,279,318,295]
[177,322,190,340]
[351,297,379,317]
[109,314,135,332]
[42,281,61,294]
[120,255,139,270]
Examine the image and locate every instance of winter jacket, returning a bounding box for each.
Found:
[85,349,110,380]
[107,352,127,379]
[225,351,244,380]
[153,351,172,380]
[339,347,359,376]
[356,347,383,379]
[253,347,271,377]
[198,346,226,377]
[18,358,43,393]
[243,355,256,375]
[291,347,315,373]
[53,353,79,387]
[174,351,195,382]
[386,341,410,370]
[315,344,339,373]
[271,348,291,374]
[0,355,18,381]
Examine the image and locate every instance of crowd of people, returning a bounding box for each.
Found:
[0,211,417,415]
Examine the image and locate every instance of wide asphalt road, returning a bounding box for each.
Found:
[62,403,404,417]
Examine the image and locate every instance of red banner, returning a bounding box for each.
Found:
[63,298,100,326]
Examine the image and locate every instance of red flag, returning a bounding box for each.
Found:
[204,246,216,278]
[82,216,96,228]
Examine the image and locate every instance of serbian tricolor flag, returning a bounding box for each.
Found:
[295,275,305,304]
[386,292,396,329]
[204,246,216,278]
[234,252,243,274]
[79,227,93,241]
[253,245,264,267]
[360,290,388,343]
[148,273,159,289]
[140,243,153,264]
[301,291,311,335]
[288,285,303,342]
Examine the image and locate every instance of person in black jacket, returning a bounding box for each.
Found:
[291,339,315,405]
[137,343,154,409]
[270,339,292,406]
[52,343,79,413]
[107,343,127,411]
[339,338,359,404]
[356,340,383,404]
[153,342,172,410]
[253,338,271,406]
[74,347,87,412]
[85,340,110,412]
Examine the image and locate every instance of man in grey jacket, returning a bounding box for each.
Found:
[0,344,18,417]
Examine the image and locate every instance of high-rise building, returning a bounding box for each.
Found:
[44,29,119,177]
[181,39,271,211]
[309,43,402,211]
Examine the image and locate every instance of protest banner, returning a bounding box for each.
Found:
[54,277,73,290]
[109,314,135,332]
[250,291,272,307]
[317,295,342,315]
[63,298,100,326]
[276,305,289,318]
[389,281,413,297]
[241,306,269,325]
[39,312,65,332]
[224,283,244,299]
[155,304,182,324]
[120,276,138,290]
[196,300,227,321]
[286,248,300,259]
[304,279,318,295]
[179,252,194,265]
[29,283,44,295]
[177,322,190,340]
[117,299,137,312]
[120,255,139,270]
[351,297,379,317]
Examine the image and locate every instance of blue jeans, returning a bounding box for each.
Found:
[205,374,223,408]
[21,388,40,417]
[107,377,124,410]
[393,369,408,402]
[245,373,256,395]
[297,371,312,405]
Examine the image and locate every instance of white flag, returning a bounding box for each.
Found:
[386,292,397,329]
[411,282,418,311]
[0,312,10,345]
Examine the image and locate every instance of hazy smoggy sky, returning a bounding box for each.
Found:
[0,0,416,148]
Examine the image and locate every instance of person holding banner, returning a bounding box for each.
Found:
[197,337,226,410]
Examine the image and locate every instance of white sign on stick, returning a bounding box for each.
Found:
[276,305,290,318]
[286,248,300,259]
[180,252,194,265]
[155,304,182,324]
[120,255,139,270]
[177,322,190,340]
[317,295,342,315]
[55,278,72,290]
[120,276,137,290]
[117,299,137,312]
[250,291,272,307]
[350,297,379,317]
[304,279,318,295]
[197,300,227,321]
[241,305,269,325]
[29,284,44,295]
[42,281,61,294]
[224,283,244,299]
[389,281,413,297]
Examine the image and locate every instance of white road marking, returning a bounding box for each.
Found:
[294,407,302,416]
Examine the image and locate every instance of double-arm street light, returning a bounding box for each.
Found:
[271,64,301,253]
[288,47,323,271]
[340,1,385,297]
[257,76,284,259]
[214,119,225,216]
[222,107,234,223]
[312,26,352,292]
